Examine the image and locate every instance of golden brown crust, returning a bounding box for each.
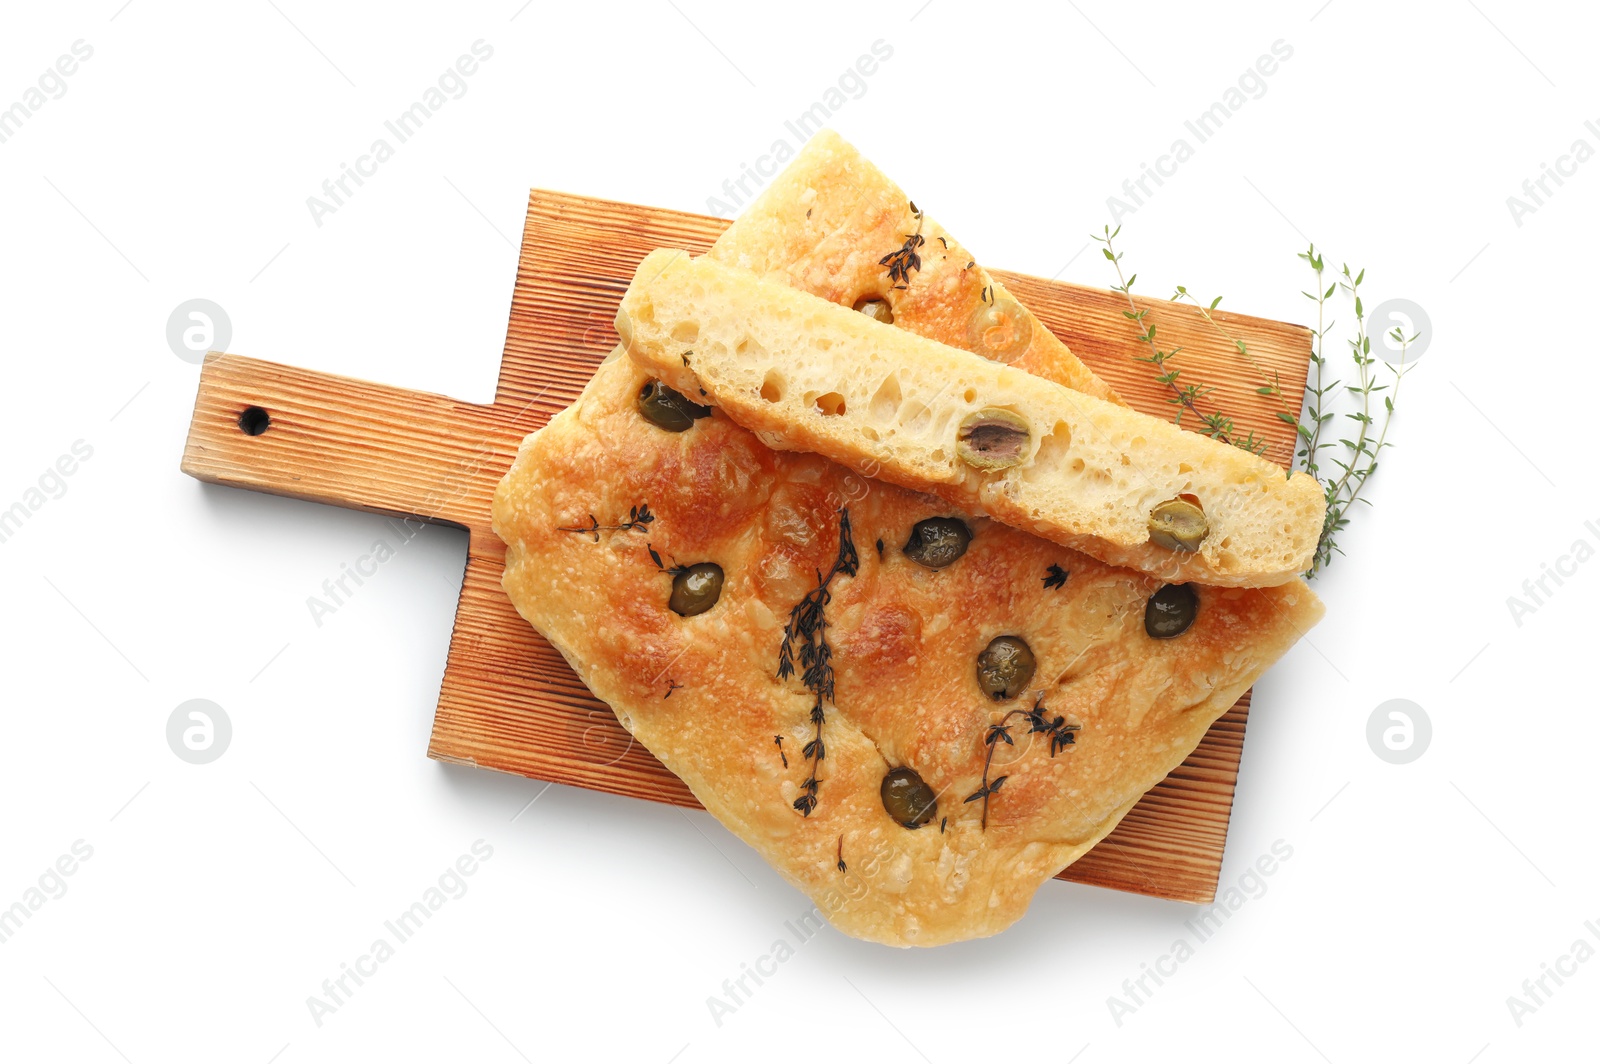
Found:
[709,130,1123,404]
[494,352,1324,947]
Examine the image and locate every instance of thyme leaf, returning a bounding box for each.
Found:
[646,543,688,577]
[880,234,925,285]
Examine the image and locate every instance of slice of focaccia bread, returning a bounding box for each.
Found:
[493,349,1323,947]
[616,250,1326,588]
[709,130,1121,403]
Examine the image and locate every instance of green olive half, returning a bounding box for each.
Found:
[669,563,724,616]
[853,295,894,325]
[976,635,1036,700]
[965,296,1033,358]
[957,409,1031,470]
[1148,497,1209,552]
[638,379,711,432]
[880,767,937,828]
[1145,584,1198,639]
[903,517,971,569]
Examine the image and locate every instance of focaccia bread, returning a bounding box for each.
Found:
[493,350,1324,946]
[617,250,1326,588]
[709,130,1122,403]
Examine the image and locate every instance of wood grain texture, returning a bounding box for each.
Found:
[180,189,1312,905]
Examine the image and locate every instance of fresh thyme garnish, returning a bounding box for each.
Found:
[774,735,788,768]
[879,201,926,286]
[1095,226,1266,454]
[777,508,860,817]
[964,696,1079,830]
[1290,245,1415,575]
[1042,564,1068,589]
[836,835,846,874]
[1100,227,1415,573]
[560,503,655,541]
[664,679,683,699]
[1172,285,1287,419]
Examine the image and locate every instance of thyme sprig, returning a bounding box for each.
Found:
[964,696,1079,829]
[1094,226,1265,455]
[1290,245,1415,575]
[1171,286,1288,411]
[777,508,860,817]
[879,201,926,288]
[964,729,1012,829]
[1096,227,1416,576]
[560,503,655,541]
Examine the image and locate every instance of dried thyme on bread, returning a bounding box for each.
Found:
[778,508,860,817]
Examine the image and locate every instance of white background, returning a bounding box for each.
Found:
[0,1,1594,1061]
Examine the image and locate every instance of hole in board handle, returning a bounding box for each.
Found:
[238,406,271,436]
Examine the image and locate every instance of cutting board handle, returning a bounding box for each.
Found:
[179,352,522,534]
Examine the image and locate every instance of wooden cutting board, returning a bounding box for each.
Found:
[181,190,1312,904]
